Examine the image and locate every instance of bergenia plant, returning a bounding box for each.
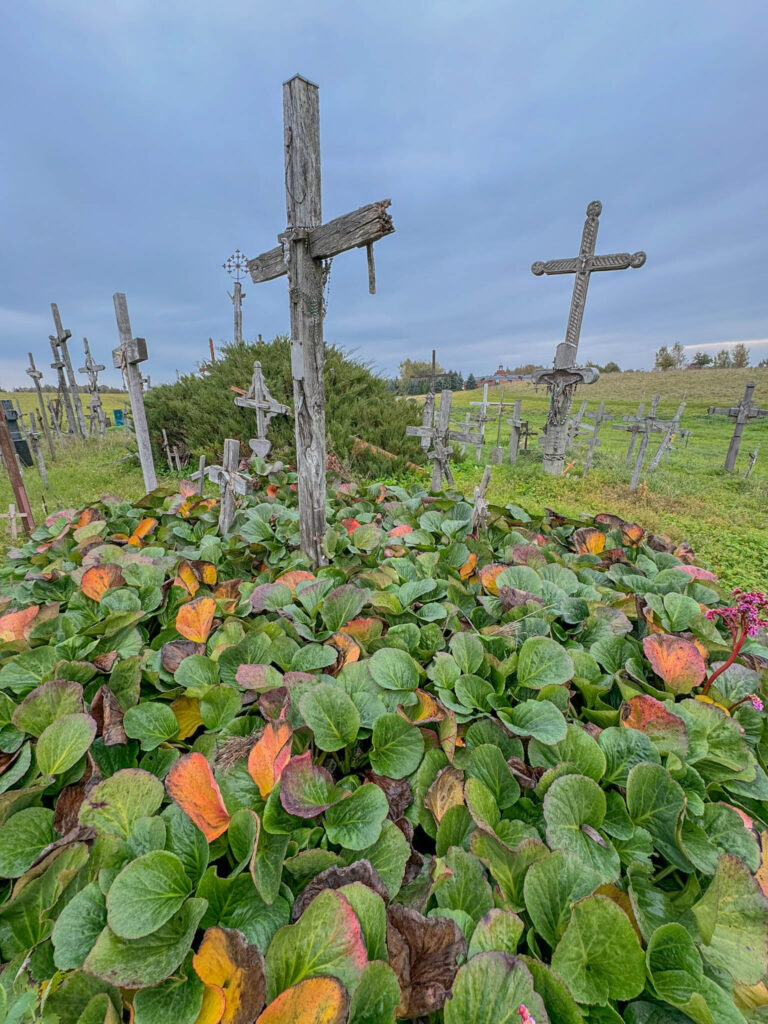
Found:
[702,589,768,694]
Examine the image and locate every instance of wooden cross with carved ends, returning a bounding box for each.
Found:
[708,381,768,471]
[234,361,290,460]
[246,75,395,565]
[407,390,454,492]
[532,201,645,476]
[194,439,254,534]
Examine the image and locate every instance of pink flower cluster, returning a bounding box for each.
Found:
[705,590,768,639]
[518,1007,535,1024]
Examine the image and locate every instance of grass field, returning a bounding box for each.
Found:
[1,371,766,590]
[409,367,768,589]
[0,390,128,422]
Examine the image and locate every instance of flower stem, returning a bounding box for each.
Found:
[702,631,745,695]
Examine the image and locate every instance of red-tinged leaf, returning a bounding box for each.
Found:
[175,597,216,643]
[0,604,39,643]
[266,484,279,498]
[193,926,266,1024]
[178,478,198,497]
[166,752,231,840]
[572,527,606,555]
[259,688,289,722]
[341,518,361,535]
[128,517,158,546]
[255,978,348,1024]
[279,751,339,819]
[511,544,547,567]
[386,904,466,1018]
[621,694,689,755]
[619,522,645,547]
[291,860,389,921]
[248,722,293,798]
[594,512,626,529]
[274,570,315,596]
[75,507,104,529]
[341,618,384,643]
[478,563,508,596]
[81,564,126,602]
[643,634,707,693]
[389,524,414,538]
[235,664,278,691]
[673,564,719,583]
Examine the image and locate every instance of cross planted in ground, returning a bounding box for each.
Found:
[708,381,768,472]
[245,75,395,564]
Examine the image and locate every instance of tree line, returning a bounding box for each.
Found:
[654,341,767,370]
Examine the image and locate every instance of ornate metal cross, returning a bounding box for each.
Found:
[234,360,290,460]
[708,381,768,471]
[224,249,248,345]
[531,201,646,475]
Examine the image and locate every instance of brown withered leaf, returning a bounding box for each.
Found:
[506,757,545,791]
[258,687,289,719]
[367,772,413,821]
[91,650,119,673]
[593,512,626,530]
[424,767,464,826]
[386,904,467,1018]
[395,817,414,844]
[291,859,389,921]
[90,686,127,746]
[600,548,630,567]
[497,586,544,612]
[160,639,206,674]
[54,758,101,834]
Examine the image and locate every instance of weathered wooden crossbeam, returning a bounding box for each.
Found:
[247,201,394,283]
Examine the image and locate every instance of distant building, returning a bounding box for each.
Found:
[476,364,528,386]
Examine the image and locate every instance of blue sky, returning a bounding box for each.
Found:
[2,1,767,388]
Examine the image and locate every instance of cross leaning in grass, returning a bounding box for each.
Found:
[25,353,55,460]
[246,75,395,565]
[531,201,646,476]
[708,381,768,472]
[235,361,290,461]
[192,439,254,533]
[50,303,87,438]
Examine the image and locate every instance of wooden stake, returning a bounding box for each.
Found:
[0,405,34,533]
[26,353,56,460]
[112,294,157,493]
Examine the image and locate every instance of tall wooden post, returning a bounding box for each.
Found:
[49,335,77,435]
[51,304,87,437]
[284,77,327,564]
[26,353,55,460]
[112,293,157,493]
[0,405,34,534]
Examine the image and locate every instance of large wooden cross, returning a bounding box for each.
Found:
[406,390,455,491]
[195,439,254,533]
[531,201,646,475]
[708,381,768,471]
[246,75,395,564]
[79,338,107,439]
[50,304,87,438]
[25,353,55,460]
[235,360,290,460]
[112,293,157,493]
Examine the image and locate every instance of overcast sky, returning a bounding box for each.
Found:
[2,1,767,388]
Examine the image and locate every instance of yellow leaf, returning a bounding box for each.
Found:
[255,978,348,1024]
[171,697,204,740]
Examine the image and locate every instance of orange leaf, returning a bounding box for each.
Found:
[643,634,707,693]
[247,722,293,798]
[619,522,645,547]
[255,978,348,1024]
[195,561,218,586]
[478,563,507,596]
[326,632,360,673]
[459,552,478,580]
[0,604,39,643]
[399,689,444,724]
[757,832,768,900]
[571,527,606,555]
[128,517,158,546]
[341,518,361,535]
[175,561,201,597]
[215,578,243,614]
[166,752,231,840]
[81,564,126,602]
[194,985,227,1024]
[172,696,204,740]
[621,694,689,754]
[193,926,266,1024]
[75,507,103,529]
[176,597,216,643]
[274,570,315,596]
[266,484,279,498]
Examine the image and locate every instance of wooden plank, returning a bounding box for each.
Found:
[247,200,393,282]
[113,293,157,493]
[0,405,34,533]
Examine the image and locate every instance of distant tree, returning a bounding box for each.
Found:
[732,343,750,368]
[690,352,713,368]
[654,346,676,371]
[510,363,544,375]
[465,373,476,390]
[758,356,768,368]
[670,342,686,369]
[603,361,621,373]
[398,358,443,386]
[712,349,732,369]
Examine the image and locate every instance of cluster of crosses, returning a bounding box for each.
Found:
[2,74,766,557]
